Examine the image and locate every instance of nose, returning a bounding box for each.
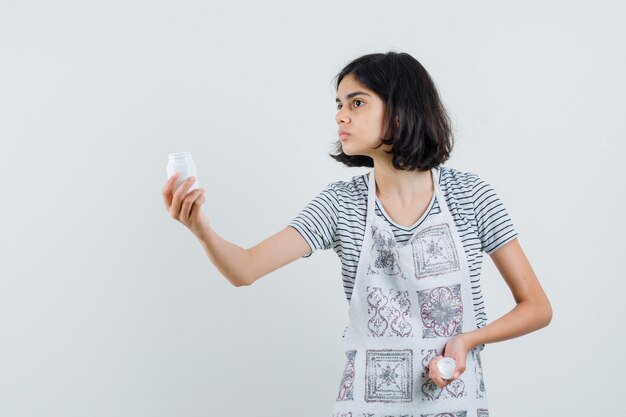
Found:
[336,108,350,125]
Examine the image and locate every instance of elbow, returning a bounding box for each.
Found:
[232,250,256,287]
[230,275,253,287]
[231,279,247,287]
[542,301,553,327]
[536,297,553,329]
[521,295,552,330]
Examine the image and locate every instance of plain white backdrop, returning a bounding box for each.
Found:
[1,1,624,416]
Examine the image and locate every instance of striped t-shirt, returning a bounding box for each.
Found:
[288,165,519,329]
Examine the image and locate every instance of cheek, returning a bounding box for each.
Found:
[364,118,385,138]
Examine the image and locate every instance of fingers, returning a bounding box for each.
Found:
[170,176,197,217]
[163,173,206,233]
[189,193,206,223]
[162,172,180,209]
[196,194,207,210]
[428,355,448,389]
[453,358,466,380]
[180,188,205,223]
[441,336,467,380]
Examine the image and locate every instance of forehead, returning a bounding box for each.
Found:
[337,73,367,92]
[336,73,377,100]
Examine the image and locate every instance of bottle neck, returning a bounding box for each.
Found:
[168,152,193,164]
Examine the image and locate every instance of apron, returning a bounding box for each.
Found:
[332,167,489,417]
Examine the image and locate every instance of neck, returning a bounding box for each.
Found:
[371,157,434,206]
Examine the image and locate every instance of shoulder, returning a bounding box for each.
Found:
[438,165,484,196]
[324,173,369,203]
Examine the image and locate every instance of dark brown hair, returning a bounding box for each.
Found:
[329,51,454,171]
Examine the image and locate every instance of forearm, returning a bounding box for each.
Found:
[461,298,552,350]
[195,226,253,287]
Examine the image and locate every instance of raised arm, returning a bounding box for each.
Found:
[195,225,311,286]
[162,173,312,287]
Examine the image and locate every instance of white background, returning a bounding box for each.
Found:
[1,0,624,416]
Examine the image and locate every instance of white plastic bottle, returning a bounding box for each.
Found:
[166,152,200,193]
[437,357,457,380]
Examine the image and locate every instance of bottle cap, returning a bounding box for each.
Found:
[437,357,457,380]
[168,152,193,162]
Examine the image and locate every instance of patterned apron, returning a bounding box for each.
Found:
[332,167,489,417]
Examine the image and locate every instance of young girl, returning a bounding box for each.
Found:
[162,51,552,416]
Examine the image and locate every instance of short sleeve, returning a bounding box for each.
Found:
[288,182,340,258]
[472,176,519,254]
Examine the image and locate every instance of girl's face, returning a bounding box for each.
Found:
[335,73,390,158]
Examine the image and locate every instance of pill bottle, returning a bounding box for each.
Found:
[437,357,457,380]
[166,152,200,193]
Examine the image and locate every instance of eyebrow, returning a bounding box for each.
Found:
[335,91,371,103]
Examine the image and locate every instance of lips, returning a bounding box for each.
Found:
[339,131,350,140]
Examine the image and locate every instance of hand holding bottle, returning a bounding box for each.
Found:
[162,173,210,239]
[428,334,468,389]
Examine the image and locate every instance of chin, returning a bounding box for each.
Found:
[340,144,351,154]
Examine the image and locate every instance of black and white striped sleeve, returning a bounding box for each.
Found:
[288,183,340,258]
[472,176,519,254]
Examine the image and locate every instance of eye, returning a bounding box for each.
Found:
[337,98,365,110]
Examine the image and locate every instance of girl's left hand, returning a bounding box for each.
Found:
[427,334,469,389]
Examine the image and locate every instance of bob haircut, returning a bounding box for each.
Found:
[329,51,454,171]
